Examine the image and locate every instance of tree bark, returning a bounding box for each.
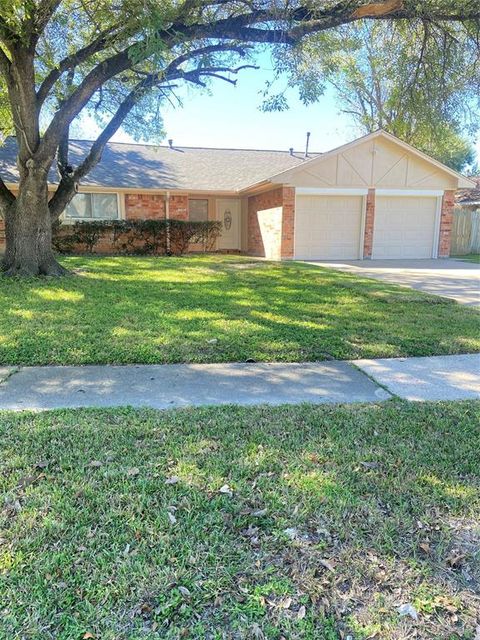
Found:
[1,173,69,277]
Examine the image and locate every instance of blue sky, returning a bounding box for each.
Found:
[79,54,480,160]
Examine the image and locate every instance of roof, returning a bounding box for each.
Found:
[0,137,317,192]
[456,175,480,206]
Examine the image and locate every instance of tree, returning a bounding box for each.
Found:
[270,18,480,171]
[0,1,479,276]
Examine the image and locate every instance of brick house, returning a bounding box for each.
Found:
[0,130,475,260]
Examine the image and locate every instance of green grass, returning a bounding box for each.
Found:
[453,253,480,264]
[0,255,479,365]
[1,401,479,639]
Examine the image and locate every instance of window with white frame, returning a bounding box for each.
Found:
[64,193,120,220]
[189,198,208,222]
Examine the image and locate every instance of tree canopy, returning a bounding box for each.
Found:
[264,14,480,171]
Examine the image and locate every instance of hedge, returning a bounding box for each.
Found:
[53,219,223,255]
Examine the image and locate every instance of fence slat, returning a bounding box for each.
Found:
[451,208,480,255]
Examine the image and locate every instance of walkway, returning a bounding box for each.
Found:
[0,354,478,411]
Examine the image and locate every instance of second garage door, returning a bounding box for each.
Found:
[295,195,363,260]
[373,196,438,259]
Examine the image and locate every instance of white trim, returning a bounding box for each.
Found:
[376,189,444,197]
[359,195,367,259]
[432,196,443,258]
[296,187,369,196]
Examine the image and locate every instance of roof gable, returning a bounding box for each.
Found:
[267,130,475,190]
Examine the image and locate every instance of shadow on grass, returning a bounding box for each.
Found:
[0,401,479,638]
[0,255,479,365]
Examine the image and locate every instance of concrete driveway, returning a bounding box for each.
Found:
[308,259,480,306]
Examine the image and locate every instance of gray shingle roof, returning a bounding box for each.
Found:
[0,137,315,192]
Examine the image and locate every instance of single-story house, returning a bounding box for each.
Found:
[0,130,475,260]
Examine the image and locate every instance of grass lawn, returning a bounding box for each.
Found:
[0,255,478,366]
[453,254,480,264]
[1,401,479,639]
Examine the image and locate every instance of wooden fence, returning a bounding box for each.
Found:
[451,208,480,255]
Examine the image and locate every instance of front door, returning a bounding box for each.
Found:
[216,199,240,250]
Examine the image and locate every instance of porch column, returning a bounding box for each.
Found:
[280,186,295,259]
[438,190,456,258]
[363,188,376,259]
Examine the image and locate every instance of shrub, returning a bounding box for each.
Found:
[52,219,223,256]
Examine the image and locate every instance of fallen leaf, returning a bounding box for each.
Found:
[397,603,418,621]
[178,586,191,598]
[83,634,95,639]
[319,558,335,572]
[446,552,466,568]
[127,467,140,477]
[165,475,180,485]
[361,461,380,470]
[88,460,102,468]
[16,475,38,490]
[219,484,233,496]
[419,542,430,554]
[167,512,177,525]
[251,508,268,517]
[297,605,306,620]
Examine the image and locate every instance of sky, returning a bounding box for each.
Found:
[78,55,480,160]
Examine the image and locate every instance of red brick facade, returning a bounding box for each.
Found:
[247,186,295,260]
[363,188,375,258]
[438,190,455,258]
[169,195,189,221]
[125,193,165,220]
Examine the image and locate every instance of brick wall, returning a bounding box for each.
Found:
[280,187,295,259]
[125,193,165,220]
[169,195,188,221]
[363,189,375,258]
[247,186,295,260]
[438,190,456,258]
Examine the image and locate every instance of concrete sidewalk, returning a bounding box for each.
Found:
[0,354,478,411]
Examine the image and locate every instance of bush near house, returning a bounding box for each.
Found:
[53,219,223,255]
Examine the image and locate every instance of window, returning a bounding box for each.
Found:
[189,198,208,222]
[65,193,119,220]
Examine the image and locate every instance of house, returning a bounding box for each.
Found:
[0,130,475,260]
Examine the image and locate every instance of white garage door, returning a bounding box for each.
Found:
[373,196,438,259]
[295,195,363,260]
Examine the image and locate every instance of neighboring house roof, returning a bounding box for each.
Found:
[456,175,480,206]
[0,137,317,192]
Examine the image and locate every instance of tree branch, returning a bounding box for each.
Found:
[36,25,122,107]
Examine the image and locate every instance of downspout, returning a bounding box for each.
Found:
[165,190,171,255]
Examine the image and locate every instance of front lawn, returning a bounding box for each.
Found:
[0,255,478,365]
[1,401,479,639]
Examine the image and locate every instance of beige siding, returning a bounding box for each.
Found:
[273,137,458,190]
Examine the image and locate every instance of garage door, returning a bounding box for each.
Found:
[295,195,363,260]
[373,196,438,259]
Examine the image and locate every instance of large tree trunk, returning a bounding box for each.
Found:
[2,174,69,277]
